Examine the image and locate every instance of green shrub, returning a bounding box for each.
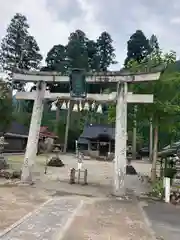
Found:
[164,168,177,179]
[151,179,164,199]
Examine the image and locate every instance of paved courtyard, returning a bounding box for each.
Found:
[0,196,155,240]
[143,200,180,240]
[0,154,161,239]
[0,197,82,240]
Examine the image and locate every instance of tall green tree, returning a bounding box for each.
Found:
[66,30,88,70]
[23,35,42,70]
[87,40,100,71]
[45,44,68,73]
[124,30,151,66]
[0,13,42,79]
[127,50,179,181]
[97,31,116,71]
[149,34,159,54]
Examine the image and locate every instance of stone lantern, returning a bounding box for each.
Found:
[0,136,8,169]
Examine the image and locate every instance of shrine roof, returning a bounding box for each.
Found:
[0,123,58,139]
[5,121,29,136]
[79,124,115,140]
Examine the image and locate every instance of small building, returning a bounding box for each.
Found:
[39,126,58,139]
[37,126,59,154]
[0,122,58,153]
[78,124,115,159]
[0,121,29,153]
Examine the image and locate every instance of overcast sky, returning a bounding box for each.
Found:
[0,0,180,70]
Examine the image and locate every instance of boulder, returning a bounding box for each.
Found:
[0,156,9,170]
[126,165,137,175]
[0,169,21,179]
[47,157,65,167]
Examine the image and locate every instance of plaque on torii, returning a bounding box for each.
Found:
[13,68,163,192]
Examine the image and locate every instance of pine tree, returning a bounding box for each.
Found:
[0,13,42,73]
[45,44,67,73]
[149,34,160,53]
[23,35,42,70]
[66,30,88,70]
[97,31,116,71]
[87,40,100,71]
[124,30,151,66]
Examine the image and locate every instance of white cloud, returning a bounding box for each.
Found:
[170,18,180,24]
[0,0,180,70]
[86,0,180,63]
[0,0,105,65]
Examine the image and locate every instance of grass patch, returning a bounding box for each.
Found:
[8,155,24,162]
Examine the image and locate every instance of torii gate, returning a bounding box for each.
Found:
[13,70,161,195]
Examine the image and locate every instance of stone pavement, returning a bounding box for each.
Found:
[0,196,155,240]
[142,200,180,240]
[0,156,156,239]
[62,197,155,240]
[0,197,82,240]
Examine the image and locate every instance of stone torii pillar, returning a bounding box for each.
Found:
[113,72,162,196]
[21,81,46,183]
[114,82,127,195]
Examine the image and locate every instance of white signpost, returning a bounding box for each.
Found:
[13,70,161,194]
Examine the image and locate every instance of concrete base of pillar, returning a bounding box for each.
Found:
[112,189,126,197]
[112,180,126,197]
[20,166,33,185]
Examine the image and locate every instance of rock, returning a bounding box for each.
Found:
[170,195,177,205]
[47,157,65,167]
[12,170,22,179]
[126,165,137,175]
[0,156,9,170]
[0,170,11,179]
[0,169,21,179]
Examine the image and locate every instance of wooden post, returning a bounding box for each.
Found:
[56,105,60,122]
[84,169,88,185]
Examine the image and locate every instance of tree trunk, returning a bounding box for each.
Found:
[55,106,60,134]
[56,106,60,122]
[63,101,72,153]
[149,117,153,162]
[151,120,158,182]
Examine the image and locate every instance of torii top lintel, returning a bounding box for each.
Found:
[12,67,164,84]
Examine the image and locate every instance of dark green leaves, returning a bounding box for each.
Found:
[0,13,42,79]
[44,30,116,74]
[0,81,12,132]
